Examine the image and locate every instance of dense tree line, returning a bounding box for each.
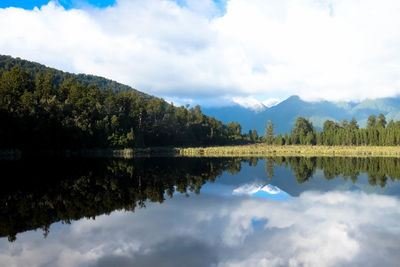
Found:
[0,65,248,150]
[265,114,400,146]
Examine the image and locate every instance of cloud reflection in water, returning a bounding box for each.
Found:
[1,190,400,267]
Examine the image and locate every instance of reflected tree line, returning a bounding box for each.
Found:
[265,156,400,187]
[0,157,243,242]
[2,156,400,242]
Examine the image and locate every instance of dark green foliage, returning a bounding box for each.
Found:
[227,121,242,140]
[0,62,248,149]
[289,117,315,145]
[272,115,400,146]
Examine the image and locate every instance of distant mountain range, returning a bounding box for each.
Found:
[202,95,400,135]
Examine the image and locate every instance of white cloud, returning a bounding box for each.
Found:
[1,0,400,103]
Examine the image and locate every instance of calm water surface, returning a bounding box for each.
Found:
[1,156,400,267]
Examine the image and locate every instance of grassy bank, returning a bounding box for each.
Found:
[177,144,400,157]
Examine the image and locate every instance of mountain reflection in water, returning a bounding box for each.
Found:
[1,156,400,267]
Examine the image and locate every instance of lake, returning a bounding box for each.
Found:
[1,156,400,267]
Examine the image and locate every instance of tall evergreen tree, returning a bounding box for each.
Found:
[367,115,377,128]
[376,113,387,128]
[349,118,359,130]
[265,120,275,145]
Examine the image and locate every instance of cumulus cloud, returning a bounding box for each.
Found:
[1,0,400,103]
[1,191,400,266]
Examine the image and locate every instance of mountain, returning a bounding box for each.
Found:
[203,95,400,135]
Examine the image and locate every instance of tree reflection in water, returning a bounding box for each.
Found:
[1,156,400,242]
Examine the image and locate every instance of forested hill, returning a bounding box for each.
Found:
[0,55,140,95]
[0,56,247,150]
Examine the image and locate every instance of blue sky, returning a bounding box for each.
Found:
[0,0,116,9]
[0,0,226,11]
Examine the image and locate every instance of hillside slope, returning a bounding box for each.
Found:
[0,55,142,95]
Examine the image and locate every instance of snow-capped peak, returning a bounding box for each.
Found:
[262,98,282,108]
[231,97,282,112]
[232,97,266,112]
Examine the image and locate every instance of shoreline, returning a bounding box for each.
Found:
[3,145,400,159]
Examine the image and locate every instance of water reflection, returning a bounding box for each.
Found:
[233,184,291,200]
[0,157,240,242]
[2,191,400,267]
[1,156,400,266]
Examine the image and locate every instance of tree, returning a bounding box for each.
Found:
[227,121,242,139]
[305,132,315,145]
[275,133,283,145]
[340,119,348,128]
[292,117,314,144]
[323,120,339,132]
[249,129,258,142]
[265,120,275,145]
[283,132,289,145]
[387,119,395,129]
[367,115,376,128]
[376,113,386,128]
[349,118,359,130]
[0,58,250,149]
[0,66,34,113]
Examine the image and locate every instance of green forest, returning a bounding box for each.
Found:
[0,55,249,150]
[265,115,400,146]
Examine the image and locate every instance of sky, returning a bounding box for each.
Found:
[1,0,400,107]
